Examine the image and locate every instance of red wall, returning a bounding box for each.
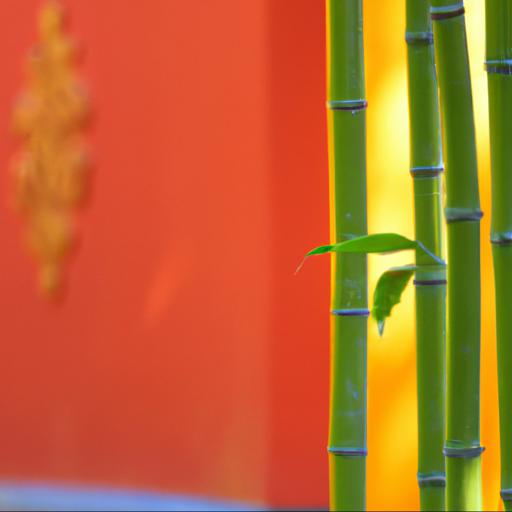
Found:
[267,0,329,506]
[0,0,329,508]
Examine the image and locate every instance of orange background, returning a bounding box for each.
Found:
[0,0,500,510]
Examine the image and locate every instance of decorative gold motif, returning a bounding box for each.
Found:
[12,1,88,296]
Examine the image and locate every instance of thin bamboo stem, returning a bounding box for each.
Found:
[485,1,512,510]
[405,1,446,510]
[431,1,483,510]
[326,1,367,510]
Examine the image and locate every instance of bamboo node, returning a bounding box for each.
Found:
[328,446,367,457]
[405,32,434,45]
[431,2,465,21]
[501,489,512,502]
[331,308,370,317]
[443,445,484,458]
[413,279,447,286]
[491,232,512,245]
[445,207,483,224]
[327,99,367,112]
[485,60,512,75]
[410,165,444,178]
[417,472,446,488]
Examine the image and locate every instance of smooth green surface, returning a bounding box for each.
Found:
[445,223,480,444]
[431,1,482,509]
[329,456,366,512]
[308,233,416,256]
[419,487,445,512]
[406,2,446,509]
[432,11,479,212]
[326,1,367,509]
[372,265,415,335]
[486,1,512,509]
[493,247,512,508]
[446,458,482,511]
[416,282,446,509]
[304,233,441,262]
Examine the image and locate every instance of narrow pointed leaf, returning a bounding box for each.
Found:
[297,233,442,273]
[371,265,416,336]
[307,233,417,257]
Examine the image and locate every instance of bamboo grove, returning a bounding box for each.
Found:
[300,0,512,510]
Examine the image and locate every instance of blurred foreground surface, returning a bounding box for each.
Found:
[0,0,499,510]
[0,483,257,511]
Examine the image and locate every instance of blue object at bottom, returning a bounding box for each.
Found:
[0,481,262,511]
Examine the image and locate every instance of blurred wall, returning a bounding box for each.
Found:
[0,0,271,506]
[0,0,501,510]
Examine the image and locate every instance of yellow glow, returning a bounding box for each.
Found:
[363,1,498,510]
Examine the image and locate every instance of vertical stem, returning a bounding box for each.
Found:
[405,1,446,510]
[431,1,483,510]
[485,1,512,510]
[326,1,367,510]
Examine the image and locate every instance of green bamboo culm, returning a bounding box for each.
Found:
[430,1,483,510]
[485,1,512,510]
[325,1,368,510]
[405,1,446,510]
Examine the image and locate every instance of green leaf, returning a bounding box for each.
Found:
[307,233,417,256]
[296,233,442,273]
[371,265,416,337]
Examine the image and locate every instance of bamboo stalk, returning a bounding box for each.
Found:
[485,1,512,510]
[405,1,446,510]
[431,1,483,510]
[326,1,367,510]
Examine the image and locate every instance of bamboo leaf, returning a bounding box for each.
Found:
[307,233,417,256]
[372,265,416,336]
[297,233,442,273]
